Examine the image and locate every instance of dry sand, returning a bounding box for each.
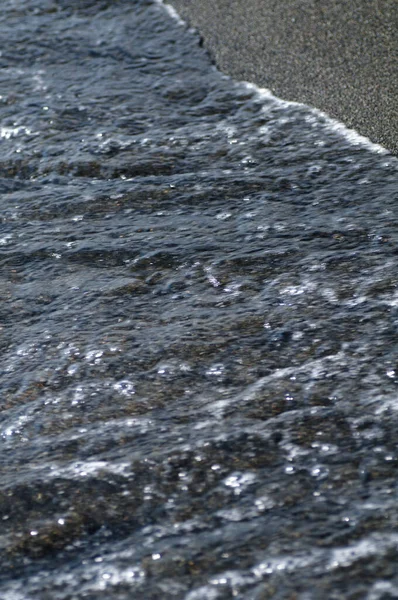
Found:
[169,0,398,154]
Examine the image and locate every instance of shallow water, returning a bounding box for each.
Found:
[1,1,398,598]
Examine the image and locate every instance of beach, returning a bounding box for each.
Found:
[170,0,398,154]
[2,1,398,597]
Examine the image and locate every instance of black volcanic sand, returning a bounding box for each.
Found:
[169,0,398,154]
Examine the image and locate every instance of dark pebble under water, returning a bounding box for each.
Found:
[1,1,398,598]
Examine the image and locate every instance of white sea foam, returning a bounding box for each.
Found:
[155,0,186,26]
[243,82,389,154]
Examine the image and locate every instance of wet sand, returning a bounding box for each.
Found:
[169,0,398,154]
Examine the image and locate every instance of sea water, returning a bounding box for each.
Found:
[1,1,398,598]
